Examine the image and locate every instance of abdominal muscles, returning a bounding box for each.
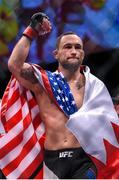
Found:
[35,88,80,150]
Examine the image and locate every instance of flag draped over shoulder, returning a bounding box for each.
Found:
[0,64,77,179]
[0,75,46,179]
[67,67,119,179]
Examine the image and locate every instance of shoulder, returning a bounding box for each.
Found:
[84,66,104,85]
[83,66,107,93]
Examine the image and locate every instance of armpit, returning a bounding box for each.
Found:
[20,66,38,84]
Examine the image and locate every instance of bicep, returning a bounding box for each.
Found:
[20,64,38,84]
[13,63,39,91]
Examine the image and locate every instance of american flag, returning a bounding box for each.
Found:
[0,65,79,178]
[47,70,78,116]
[0,75,45,178]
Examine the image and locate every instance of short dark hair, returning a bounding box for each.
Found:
[56,31,78,49]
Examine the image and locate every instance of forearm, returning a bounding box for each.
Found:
[8,12,51,80]
[8,36,31,74]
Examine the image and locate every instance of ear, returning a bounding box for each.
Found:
[53,49,58,59]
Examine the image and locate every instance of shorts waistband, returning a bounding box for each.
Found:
[44,147,86,158]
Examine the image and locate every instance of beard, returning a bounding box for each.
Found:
[60,59,82,72]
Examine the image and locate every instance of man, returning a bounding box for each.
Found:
[1,12,119,179]
[7,12,97,179]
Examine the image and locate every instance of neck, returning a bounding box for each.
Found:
[58,65,81,82]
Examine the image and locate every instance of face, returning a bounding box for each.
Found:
[53,34,84,71]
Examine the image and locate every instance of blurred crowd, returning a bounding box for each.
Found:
[1,0,119,64]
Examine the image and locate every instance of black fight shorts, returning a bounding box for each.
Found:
[44,147,97,179]
[0,169,6,179]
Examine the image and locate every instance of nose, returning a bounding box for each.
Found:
[70,47,77,54]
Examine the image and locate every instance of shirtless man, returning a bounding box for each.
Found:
[8,12,97,179]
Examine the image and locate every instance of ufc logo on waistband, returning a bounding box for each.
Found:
[59,151,73,158]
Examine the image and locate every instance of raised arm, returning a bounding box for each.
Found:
[8,12,52,91]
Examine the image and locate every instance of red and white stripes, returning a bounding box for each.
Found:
[0,76,45,178]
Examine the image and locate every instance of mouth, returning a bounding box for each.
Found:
[67,57,79,61]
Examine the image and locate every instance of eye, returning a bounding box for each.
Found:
[63,44,82,50]
[64,44,72,49]
[75,44,82,49]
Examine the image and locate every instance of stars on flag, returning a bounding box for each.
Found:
[47,71,78,116]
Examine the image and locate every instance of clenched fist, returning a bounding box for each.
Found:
[23,12,52,40]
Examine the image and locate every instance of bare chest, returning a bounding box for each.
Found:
[69,80,85,109]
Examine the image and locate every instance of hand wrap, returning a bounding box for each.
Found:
[23,12,49,40]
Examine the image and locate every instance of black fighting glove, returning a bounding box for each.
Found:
[23,12,49,41]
